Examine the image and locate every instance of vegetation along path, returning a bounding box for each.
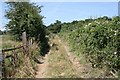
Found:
[36,35,113,78]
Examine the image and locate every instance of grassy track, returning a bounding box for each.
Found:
[46,35,80,78]
[39,35,114,78]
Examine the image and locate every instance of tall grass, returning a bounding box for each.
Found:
[2,35,22,49]
[2,34,41,78]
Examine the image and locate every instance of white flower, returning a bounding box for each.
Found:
[114,52,117,55]
[84,25,87,28]
[95,21,100,24]
[114,33,117,36]
[114,31,117,35]
[88,23,91,26]
[106,21,108,23]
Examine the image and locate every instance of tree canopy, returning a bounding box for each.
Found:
[47,20,61,34]
[5,2,43,40]
[5,2,49,56]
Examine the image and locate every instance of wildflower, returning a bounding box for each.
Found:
[114,52,117,55]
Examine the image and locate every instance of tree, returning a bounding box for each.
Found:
[5,2,43,40]
[47,20,61,34]
[5,2,49,56]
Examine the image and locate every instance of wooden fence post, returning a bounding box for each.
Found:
[22,32,27,51]
[1,51,5,78]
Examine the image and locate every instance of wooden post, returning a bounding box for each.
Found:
[22,32,27,51]
[1,51,5,78]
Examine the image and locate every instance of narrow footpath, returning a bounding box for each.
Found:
[36,35,111,78]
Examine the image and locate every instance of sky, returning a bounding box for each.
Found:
[30,0,120,2]
[0,1,119,31]
[39,2,118,25]
[0,1,8,31]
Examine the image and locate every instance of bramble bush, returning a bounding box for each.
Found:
[58,16,120,74]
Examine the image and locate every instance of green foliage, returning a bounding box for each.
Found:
[58,16,120,74]
[5,2,49,56]
[2,35,41,78]
[5,2,43,40]
[47,20,61,34]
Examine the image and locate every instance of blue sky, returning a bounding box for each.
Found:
[40,2,118,25]
[0,1,8,31]
[0,2,118,31]
[30,0,119,2]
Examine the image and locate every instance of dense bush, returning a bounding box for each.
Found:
[57,16,120,74]
[47,20,62,34]
[5,2,49,56]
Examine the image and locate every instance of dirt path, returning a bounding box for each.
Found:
[35,54,48,78]
[55,35,93,78]
[56,36,89,78]
[46,35,80,78]
[35,35,109,78]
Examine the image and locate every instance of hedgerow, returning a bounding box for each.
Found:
[58,16,120,75]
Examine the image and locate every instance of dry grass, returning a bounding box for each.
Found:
[46,35,80,78]
[2,35,22,49]
[46,35,114,78]
[2,34,40,78]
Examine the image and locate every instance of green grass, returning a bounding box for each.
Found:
[47,35,114,78]
[2,34,40,78]
[2,35,22,49]
[47,36,80,78]
[0,35,2,49]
